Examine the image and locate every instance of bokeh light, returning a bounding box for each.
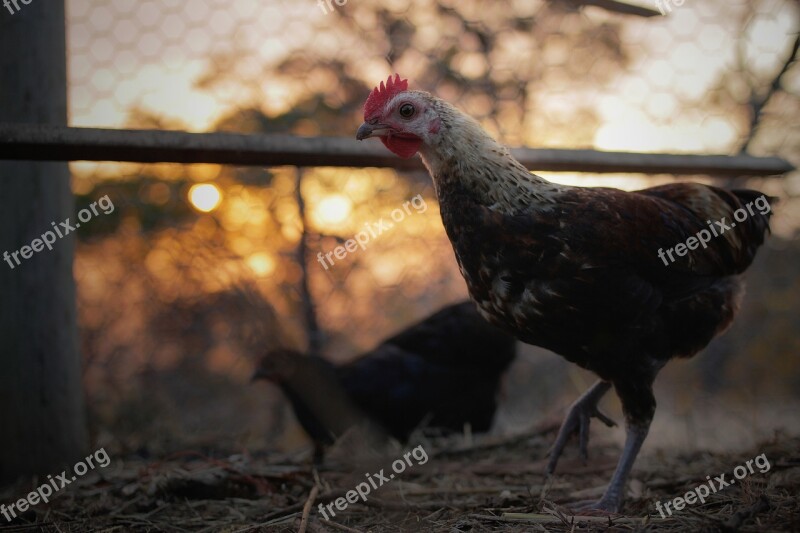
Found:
[313,194,353,227]
[188,183,222,212]
[246,252,276,277]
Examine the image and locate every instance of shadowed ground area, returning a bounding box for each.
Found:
[1,426,797,532]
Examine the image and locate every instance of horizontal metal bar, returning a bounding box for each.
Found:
[575,0,662,18]
[0,123,794,177]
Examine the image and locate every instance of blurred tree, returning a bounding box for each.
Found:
[698,2,800,389]
[197,0,631,145]
[181,0,635,353]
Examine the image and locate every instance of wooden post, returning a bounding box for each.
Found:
[0,0,88,482]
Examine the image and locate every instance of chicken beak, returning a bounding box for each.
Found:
[356,122,390,140]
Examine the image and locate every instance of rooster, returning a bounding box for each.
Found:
[253,301,517,462]
[356,74,775,512]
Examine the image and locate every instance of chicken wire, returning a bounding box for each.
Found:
[67,0,800,152]
[63,0,800,450]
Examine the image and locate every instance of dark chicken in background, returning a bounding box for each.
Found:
[356,75,776,512]
[253,301,517,462]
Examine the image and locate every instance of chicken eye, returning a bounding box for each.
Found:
[399,103,415,118]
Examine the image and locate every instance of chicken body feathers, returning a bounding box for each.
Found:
[419,95,774,391]
[358,76,775,511]
[256,302,517,456]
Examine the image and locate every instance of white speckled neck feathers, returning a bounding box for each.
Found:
[415,93,562,214]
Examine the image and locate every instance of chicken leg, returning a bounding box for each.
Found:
[572,422,649,512]
[570,379,656,512]
[546,380,615,475]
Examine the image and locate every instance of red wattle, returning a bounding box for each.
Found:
[381,135,422,159]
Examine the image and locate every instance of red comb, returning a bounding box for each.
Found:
[364,74,409,120]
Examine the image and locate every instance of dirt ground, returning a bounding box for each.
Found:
[0,423,797,532]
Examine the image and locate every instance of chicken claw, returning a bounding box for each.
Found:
[546,380,615,475]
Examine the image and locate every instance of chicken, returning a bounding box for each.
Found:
[252,347,374,463]
[253,301,517,462]
[356,75,775,512]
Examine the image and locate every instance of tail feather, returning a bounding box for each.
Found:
[723,188,776,272]
[641,183,775,275]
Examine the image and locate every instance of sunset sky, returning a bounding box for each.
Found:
[66,0,798,153]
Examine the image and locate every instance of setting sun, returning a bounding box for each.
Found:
[188,183,222,213]
[315,194,352,226]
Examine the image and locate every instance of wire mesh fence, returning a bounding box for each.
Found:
[60,0,800,451]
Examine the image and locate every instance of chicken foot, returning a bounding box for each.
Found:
[545,380,615,475]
